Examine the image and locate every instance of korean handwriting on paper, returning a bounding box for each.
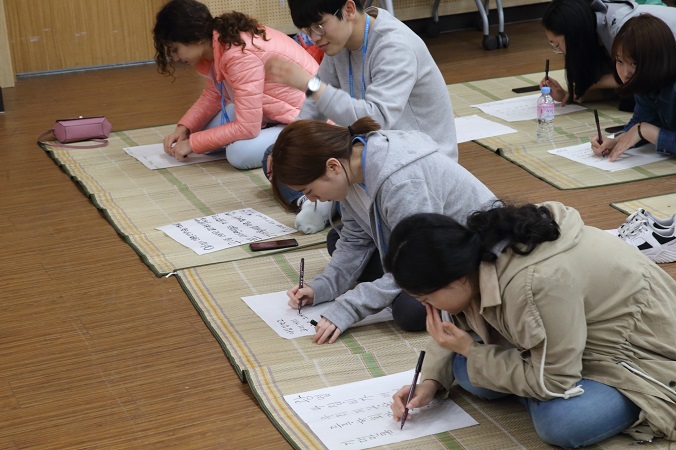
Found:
[277,313,314,336]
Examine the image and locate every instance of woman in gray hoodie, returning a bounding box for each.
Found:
[269,117,495,344]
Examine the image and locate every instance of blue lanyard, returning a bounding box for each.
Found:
[374,202,387,254]
[348,14,370,99]
[218,81,231,125]
[356,136,386,253]
[358,136,368,191]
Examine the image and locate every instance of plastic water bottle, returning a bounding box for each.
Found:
[536,86,555,143]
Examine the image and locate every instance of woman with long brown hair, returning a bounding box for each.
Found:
[541,0,676,108]
[592,14,676,160]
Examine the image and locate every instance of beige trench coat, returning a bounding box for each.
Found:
[421,202,676,441]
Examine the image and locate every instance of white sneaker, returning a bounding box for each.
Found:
[618,208,675,237]
[295,197,333,234]
[619,219,676,263]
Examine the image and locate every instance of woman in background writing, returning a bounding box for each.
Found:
[591,14,676,160]
[540,0,676,109]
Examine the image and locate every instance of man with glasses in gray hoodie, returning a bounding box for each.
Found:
[264,0,458,238]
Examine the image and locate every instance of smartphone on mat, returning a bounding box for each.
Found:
[250,238,299,252]
[605,125,625,134]
[512,85,541,94]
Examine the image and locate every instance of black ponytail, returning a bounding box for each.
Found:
[467,203,560,257]
[385,203,560,295]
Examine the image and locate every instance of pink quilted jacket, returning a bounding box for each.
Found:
[179,28,319,154]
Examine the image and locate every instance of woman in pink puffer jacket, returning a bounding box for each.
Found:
[153,0,319,169]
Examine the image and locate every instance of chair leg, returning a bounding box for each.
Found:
[0,87,4,113]
[426,0,442,37]
[474,0,496,50]
[496,0,505,33]
[473,0,509,50]
[495,0,509,48]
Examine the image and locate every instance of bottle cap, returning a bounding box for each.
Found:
[541,86,551,94]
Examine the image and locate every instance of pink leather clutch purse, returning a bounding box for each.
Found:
[38,116,112,148]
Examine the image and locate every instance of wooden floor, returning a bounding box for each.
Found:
[1,20,674,449]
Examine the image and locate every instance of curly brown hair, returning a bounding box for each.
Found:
[153,0,268,77]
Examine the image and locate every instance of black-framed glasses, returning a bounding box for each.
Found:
[301,7,341,37]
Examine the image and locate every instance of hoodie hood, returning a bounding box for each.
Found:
[591,0,637,52]
[360,129,439,200]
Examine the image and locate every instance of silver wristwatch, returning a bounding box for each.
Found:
[305,76,321,97]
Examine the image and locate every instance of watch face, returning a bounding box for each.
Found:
[308,77,321,92]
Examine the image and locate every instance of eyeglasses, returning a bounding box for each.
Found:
[549,40,564,54]
[301,8,341,37]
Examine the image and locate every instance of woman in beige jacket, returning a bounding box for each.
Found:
[386,202,675,447]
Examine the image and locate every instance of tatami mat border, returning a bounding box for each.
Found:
[175,248,430,382]
[38,128,328,276]
[610,192,676,217]
[246,350,639,449]
[448,70,676,190]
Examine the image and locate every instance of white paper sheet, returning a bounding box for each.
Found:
[471,94,586,122]
[241,290,393,339]
[454,115,517,143]
[157,208,295,255]
[284,370,478,450]
[548,142,669,172]
[124,143,228,169]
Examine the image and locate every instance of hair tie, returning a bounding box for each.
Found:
[347,125,355,136]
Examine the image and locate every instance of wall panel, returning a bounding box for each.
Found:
[6,0,164,74]
[202,0,295,34]
[202,0,546,34]
[4,0,547,75]
[0,0,14,87]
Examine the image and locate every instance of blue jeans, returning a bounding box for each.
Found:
[261,144,304,204]
[452,354,640,449]
[203,107,284,170]
[327,227,426,332]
